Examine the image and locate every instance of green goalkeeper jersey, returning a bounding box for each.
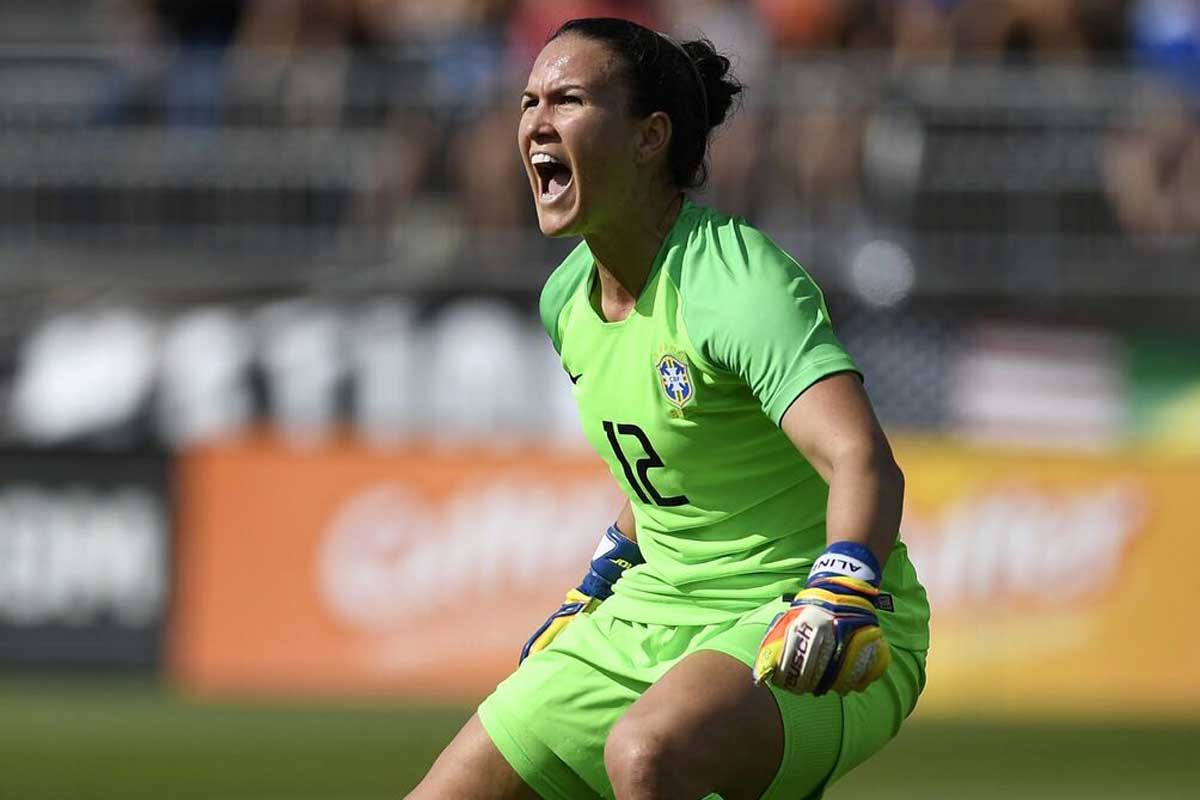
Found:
[540,201,929,653]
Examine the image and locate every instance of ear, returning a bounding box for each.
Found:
[635,111,672,168]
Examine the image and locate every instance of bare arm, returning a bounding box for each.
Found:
[779,372,903,567]
[614,499,637,542]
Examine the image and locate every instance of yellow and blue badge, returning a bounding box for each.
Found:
[657,354,693,408]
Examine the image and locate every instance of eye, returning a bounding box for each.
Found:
[562,95,583,105]
[520,96,537,111]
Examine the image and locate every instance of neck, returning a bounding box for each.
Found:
[585,187,683,318]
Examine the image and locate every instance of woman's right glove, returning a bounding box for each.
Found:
[519,525,643,663]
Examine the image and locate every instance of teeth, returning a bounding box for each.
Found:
[531,153,561,166]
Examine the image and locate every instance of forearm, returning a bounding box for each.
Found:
[614,499,637,542]
[823,444,904,568]
[777,373,904,571]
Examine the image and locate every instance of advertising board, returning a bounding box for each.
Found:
[0,449,170,668]
[170,435,1200,719]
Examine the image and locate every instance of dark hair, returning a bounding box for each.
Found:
[550,17,743,190]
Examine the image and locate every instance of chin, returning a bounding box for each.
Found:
[535,202,583,238]
[537,215,574,237]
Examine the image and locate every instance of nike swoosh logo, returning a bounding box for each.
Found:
[569,372,583,384]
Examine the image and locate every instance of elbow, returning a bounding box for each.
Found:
[835,436,904,493]
[875,438,904,496]
[834,430,895,468]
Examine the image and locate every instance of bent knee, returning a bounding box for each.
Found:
[604,715,694,795]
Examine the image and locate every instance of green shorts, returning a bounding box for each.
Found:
[478,601,927,800]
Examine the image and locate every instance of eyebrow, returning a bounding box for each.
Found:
[522,83,589,97]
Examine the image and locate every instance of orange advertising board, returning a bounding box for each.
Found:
[171,434,1200,720]
[170,435,622,700]
[896,439,1200,721]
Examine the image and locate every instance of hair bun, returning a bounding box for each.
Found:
[681,39,742,131]
[548,18,743,189]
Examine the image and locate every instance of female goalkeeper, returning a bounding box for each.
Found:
[409,16,929,800]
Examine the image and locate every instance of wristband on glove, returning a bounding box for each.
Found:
[577,524,644,600]
[519,525,643,663]
[810,540,882,588]
[753,541,893,695]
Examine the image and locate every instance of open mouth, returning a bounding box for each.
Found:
[531,152,573,203]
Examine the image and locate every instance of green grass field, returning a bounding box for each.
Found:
[3,677,1197,799]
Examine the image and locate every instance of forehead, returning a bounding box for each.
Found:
[526,34,621,90]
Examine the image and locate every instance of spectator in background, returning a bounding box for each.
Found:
[234,0,515,254]
[446,99,534,235]
[950,0,1063,63]
[659,0,770,218]
[1105,92,1200,237]
[1131,0,1200,95]
[414,0,528,236]
[754,1,894,228]
[385,0,513,109]
[355,0,511,223]
[96,0,247,125]
[949,0,1128,64]
[892,0,957,66]
[751,0,844,53]
[1104,0,1200,239]
[227,0,362,126]
[1073,0,1130,60]
[506,0,659,67]
[154,0,246,124]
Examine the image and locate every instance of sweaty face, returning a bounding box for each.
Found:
[518,35,641,237]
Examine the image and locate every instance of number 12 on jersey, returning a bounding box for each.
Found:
[602,421,689,508]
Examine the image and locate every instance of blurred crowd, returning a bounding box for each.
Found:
[38,1,1200,244]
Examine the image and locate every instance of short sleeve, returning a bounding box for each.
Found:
[538,240,592,354]
[683,221,860,424]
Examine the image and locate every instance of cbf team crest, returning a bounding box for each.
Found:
[657,354,694,408]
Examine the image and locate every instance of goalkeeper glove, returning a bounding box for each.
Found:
[519,525,643,663]
[753,541,894,696]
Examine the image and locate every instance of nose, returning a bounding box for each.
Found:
[523,103,557,144]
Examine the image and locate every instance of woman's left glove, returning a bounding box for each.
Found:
[753,541,893,695]
[519,526,643,663]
